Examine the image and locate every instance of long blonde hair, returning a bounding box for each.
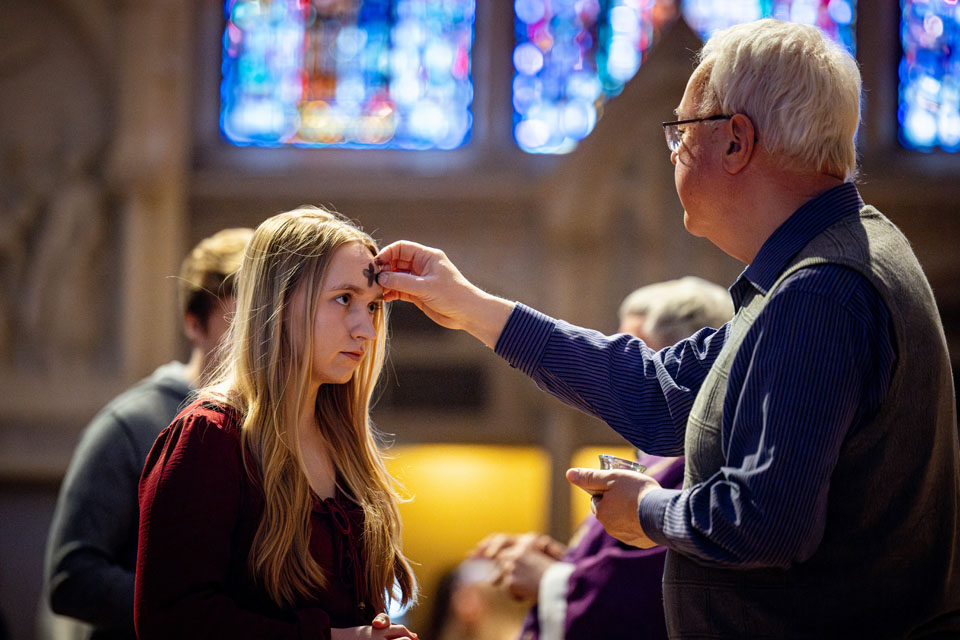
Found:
[204,206,417,612]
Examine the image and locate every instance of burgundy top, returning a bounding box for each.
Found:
[135,400,373,640]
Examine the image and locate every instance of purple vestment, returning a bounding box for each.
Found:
[520,454,685,640]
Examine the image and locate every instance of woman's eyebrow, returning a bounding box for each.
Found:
[330,283,364,293]
[330,283,384,299]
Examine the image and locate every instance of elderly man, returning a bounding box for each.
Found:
[374,18,959,638]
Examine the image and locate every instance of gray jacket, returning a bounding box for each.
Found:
[43,362,191,640]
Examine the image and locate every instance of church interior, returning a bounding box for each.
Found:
[1,1,959,638]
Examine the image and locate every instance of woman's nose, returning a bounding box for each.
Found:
[351,311,376,340]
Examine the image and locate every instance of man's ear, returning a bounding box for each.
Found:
[722,113,756,175]
[183,312,206,345]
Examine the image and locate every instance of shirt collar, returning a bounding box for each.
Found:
[730,182,864,307]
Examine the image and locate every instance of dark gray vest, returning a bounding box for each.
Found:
[663,207,959,638]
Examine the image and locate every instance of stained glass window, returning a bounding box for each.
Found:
[221,0,475,150]
[512,0,678,154]
[899,0,960,152]
[681,0,856,51]
[512,1,856,155]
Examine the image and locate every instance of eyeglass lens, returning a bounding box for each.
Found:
[664,125,680,153]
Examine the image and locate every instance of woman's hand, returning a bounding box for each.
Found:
[375,241,515,349]
[331,613,418,639]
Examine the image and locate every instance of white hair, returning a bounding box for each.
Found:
[619,277,733,346]
[695,18,861,181]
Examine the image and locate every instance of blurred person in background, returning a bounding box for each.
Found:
[42,227,253,640]
[135,208,418,639]
[473,277,732,640]
[430,559,529,640]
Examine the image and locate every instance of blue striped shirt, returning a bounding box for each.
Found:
[495,182,896,569]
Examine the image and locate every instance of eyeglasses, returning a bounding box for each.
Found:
[661,114,733,153]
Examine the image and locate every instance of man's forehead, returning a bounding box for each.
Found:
[675,94,697,118]
[675,76,703,117]
[684,63,711,107]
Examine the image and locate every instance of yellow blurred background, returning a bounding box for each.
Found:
[385,443,635,630]
[568,445,637,527]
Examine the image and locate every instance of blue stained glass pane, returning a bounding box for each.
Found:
[513,0,677,154]
[681,0,856,53]
[221,0,475,150]
[899,0,960,152]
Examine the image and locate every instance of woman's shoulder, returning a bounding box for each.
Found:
[162,397,245,451]
[140,398,252,520]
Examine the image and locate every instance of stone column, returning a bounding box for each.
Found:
[108,0,194,380]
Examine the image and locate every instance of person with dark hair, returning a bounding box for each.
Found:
[43,227,252,640]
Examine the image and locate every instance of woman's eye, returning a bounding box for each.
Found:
[368,301,382,314]
[335,294,350,306]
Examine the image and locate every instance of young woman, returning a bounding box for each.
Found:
[135,208,418,639]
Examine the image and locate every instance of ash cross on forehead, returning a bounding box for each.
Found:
[362,260,382,288]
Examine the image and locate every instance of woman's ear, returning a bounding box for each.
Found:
[722,113,756,175]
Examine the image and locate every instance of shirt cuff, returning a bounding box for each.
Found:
[494,303,557,377]
[537,561,575,640]
[638,487,678,548]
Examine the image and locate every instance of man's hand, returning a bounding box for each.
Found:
[566,468,661,549]
[374,241,515,349]
[472,532,569,602]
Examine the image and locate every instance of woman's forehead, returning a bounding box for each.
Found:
[322,242,381,291]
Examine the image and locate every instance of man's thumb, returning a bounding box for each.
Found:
[566,467,602,490]
[376,269,420,294]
